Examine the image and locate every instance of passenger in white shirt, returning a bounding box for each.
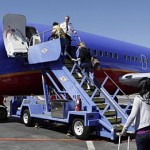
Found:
[60,16,77,58]
[121,78,150,150]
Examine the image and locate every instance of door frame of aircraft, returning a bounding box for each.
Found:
[141,54,147,70]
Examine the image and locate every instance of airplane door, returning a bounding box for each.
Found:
[141,54,147,70]
[3,14,28,57]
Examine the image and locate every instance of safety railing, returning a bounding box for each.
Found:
[29,29,52,46]
[100,68,132,114]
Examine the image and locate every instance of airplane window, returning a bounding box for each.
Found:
[105,51,109,57]
[94,49,97,56]
[135,57,141,62]
[124,54,127,60]
[114,53,118,59]
[99,51,103,57]
[139,57,142,62]
[127,56,131,61]
[110,52,113,58]
[135,56,138,62]
[131,56,135,61]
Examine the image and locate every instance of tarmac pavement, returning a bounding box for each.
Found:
[0,96,137,150]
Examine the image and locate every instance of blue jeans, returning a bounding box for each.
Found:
[80,62,91,76]
[136,132,150,150]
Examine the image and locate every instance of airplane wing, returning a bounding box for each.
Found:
[119,73,150,87]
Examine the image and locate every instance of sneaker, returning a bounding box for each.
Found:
[66,132,72,137]
[34,123,39,129]
[85,89,90,92]
[77,72,82,78]
[87,83,91,90]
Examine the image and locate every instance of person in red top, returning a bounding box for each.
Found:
[49,89,57,102]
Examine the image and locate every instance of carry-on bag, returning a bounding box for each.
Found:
[118,135,130,150]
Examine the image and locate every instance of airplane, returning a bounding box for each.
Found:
[0,13,150,118]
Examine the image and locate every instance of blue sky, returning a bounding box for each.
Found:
[1,0,150,47]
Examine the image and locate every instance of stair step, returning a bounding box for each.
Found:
[86,91,100,97]
[107,117,121,124]
[115,124,123,132]
[64,59,73,64]
[72,73,82,79]
[93,97,105,103]
[104,110,116,116]
[76,78,82,83]
[82,84,96,90]
[96,103,107,109]
[65,63,74,69]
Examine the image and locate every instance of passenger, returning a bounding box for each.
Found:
[60,16,77,58]
[120,78,150,150]
[79,42,91,76]
[50,22,66,60]
[72,42,92,89]
[51,22,66,40]
[49,89,57,103]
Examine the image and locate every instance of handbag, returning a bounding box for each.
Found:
[91,57,100,70]
[118,135,130,150]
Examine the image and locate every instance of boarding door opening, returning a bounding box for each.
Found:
[141,54,147,70]
[3,14,28,57]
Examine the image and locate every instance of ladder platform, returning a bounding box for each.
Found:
[28,38,61,64]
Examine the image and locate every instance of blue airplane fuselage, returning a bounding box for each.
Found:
[0,22,150,95]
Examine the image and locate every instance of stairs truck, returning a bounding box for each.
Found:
[2,14,134,140]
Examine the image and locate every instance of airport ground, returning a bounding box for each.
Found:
[0,96,137,150]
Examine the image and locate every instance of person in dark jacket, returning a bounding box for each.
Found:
[72,42,92,89]
[78,42,91,76]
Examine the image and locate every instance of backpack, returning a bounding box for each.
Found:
[91,57,100,70]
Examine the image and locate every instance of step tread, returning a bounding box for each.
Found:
[104,110,116,116]
[107,117,122,124]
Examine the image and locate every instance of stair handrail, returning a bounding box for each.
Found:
[29,29,52,46]
[100,87,128,120]
[66,51,132,115]
[100,68,132,103]
[65,41,132,103]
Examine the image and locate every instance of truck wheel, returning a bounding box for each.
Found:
[22,109,32,126]
[0,107,7,120]
[72,118,90,140]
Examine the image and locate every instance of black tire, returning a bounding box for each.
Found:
[22,109,33,126]
[72,118,90,140]
[0,107,7,120]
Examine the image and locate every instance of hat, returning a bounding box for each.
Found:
[53,22,58,26]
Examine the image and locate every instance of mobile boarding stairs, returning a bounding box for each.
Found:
[3,14,134,141]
